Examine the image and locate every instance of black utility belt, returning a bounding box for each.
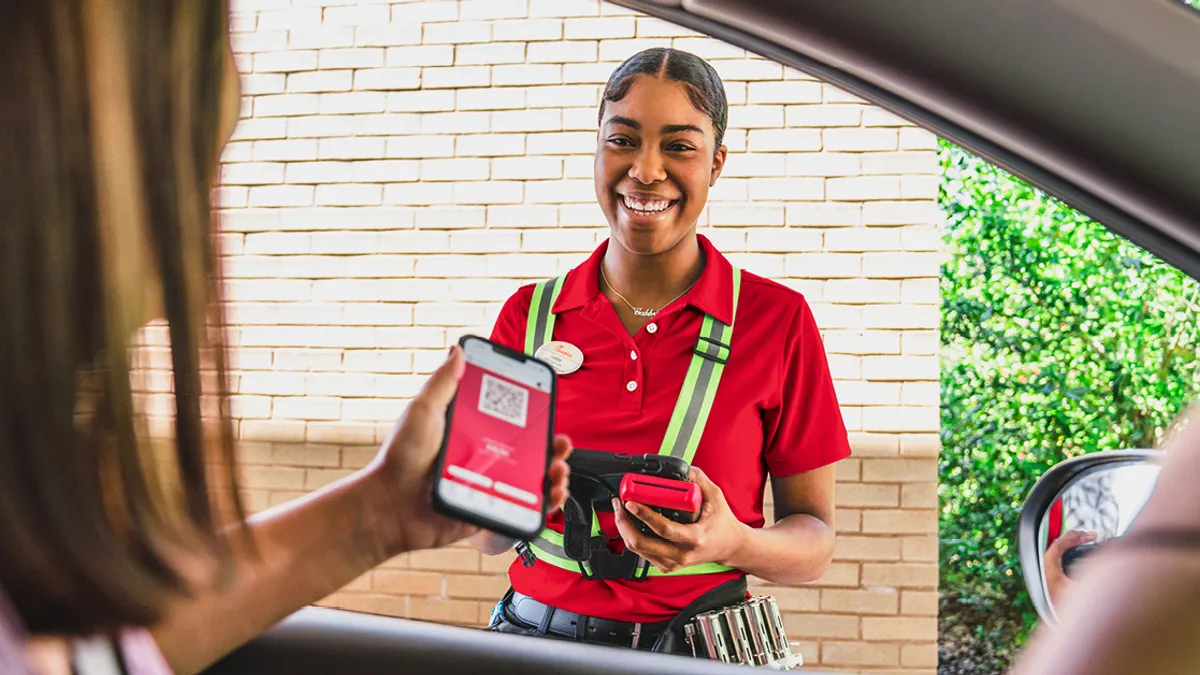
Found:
[503,578,803,669]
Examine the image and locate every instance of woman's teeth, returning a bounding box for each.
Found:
[622,195,673,215]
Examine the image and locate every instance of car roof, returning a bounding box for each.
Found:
[615,0,1200,278]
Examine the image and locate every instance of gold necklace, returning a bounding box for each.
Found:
[600,266,698,318]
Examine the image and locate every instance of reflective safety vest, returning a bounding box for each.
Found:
[518,267,743,579]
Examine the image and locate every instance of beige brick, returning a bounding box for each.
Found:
[785,253,862,278]
[391,2,459,24]
[823,641,900,667]
[836,483,900,508]
[862,510,936,535]
[862,563,937,588]
[712,59,783,82]
[320,48,385,70]
[410,548,480,573]
[901,591,938,617]
[863,356,938,381]
[864,201,942,226]
[834,536,903,562]
[241,465,306,490]
[786,203,862,227]
[751,586,820,612]
[836,508,861,533]
[636,17,699,38]
[342,447,379,470]
[460,0,528,21]
[494,19,563,41]
[787,152,861,177]
[862,151,938,175]
[902,535,938,562]
[323,593,406,618]
[863,305,940,330]
[822,588,899,615]
[863,252,940,279]
[901,382,939,408]
[824,129,898,152]
[410,597,480,625]
[241,420,306,443]
[304,468,353,489]
[861,458,935,483]
[900,127,939,150]
[825,280,901,305]
[862,617,937,641]
[445,574,510,600]
[271,445,340,468]
[811,562,860,587]
[783,613,859,640]
[565,17,635,39]
[901,434,940,457]
[901,483,938,508]
[863,407,939,433]
[902,643,939,668]
[373,570,444,596]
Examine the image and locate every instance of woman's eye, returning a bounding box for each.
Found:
[607,137,633,147]
[668,143,695,152]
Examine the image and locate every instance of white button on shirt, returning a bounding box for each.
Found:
[626,380,638,392]
[646,323,658,334]
[630,350,638,361]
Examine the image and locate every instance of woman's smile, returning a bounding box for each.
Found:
[618,192,681,226]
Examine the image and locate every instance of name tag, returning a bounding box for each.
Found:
[535,340,584,375]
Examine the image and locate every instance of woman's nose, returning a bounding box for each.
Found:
[628,146,666,184]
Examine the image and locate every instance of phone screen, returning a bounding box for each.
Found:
[437,337,553,534]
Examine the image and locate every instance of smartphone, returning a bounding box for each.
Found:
[432,335,556,540]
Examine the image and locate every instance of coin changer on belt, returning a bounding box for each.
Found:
[684,596,804,670]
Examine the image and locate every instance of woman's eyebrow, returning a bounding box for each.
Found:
[605,117,704,136]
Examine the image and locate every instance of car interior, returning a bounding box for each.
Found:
[203,0,1200,672]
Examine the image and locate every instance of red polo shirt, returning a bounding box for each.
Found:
[489,234,851,622]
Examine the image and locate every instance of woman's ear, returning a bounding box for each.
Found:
[709,145,729,187]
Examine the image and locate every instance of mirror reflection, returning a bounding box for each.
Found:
[1037,462,1160,614]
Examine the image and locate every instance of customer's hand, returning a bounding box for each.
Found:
[1044,529,1098,606]
[369,345,573,555]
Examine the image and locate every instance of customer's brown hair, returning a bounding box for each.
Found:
[0,0,245,635]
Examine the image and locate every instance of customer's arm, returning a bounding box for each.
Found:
[151,348,572,675]
[1011,407,1200,675]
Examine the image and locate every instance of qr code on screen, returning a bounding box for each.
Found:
[478,373,528,428]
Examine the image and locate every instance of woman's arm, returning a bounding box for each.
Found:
[150,464,413,675]
[149,349,572,675]
[613,464,836,586]
[726,466,837,584]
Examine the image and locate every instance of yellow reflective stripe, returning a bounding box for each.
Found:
[524,276,565,356]
[647,562,736,577]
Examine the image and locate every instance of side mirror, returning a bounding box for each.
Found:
[1017,449,1164,624]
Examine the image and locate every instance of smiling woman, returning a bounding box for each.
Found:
[469,47,853,657]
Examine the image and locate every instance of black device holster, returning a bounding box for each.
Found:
[552,450,691,581]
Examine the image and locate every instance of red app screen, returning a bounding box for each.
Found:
[441,362,550,512]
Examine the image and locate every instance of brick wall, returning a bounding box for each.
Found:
[213,1,941,672]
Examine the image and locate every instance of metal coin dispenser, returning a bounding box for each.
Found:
[683,596,803,670]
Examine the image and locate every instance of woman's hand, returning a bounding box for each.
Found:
[612,467,748,573]
[369,344,574,555]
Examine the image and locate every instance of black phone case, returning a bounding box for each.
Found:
[431,335,557,541]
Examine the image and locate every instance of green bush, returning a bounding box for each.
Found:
[938,139,1200,666]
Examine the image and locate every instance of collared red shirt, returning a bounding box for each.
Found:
[489,234,851,622]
